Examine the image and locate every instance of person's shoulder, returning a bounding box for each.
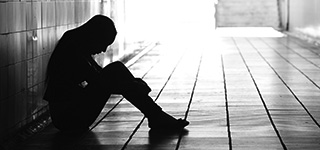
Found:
[60,30,72,39]
[57,30,77,47]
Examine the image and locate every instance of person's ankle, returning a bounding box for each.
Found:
[147,112,189,130]
[148,118,189,130]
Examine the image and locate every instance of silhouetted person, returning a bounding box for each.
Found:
[44,15,189,133]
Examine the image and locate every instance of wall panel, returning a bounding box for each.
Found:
[0,0,104,142]
[0,3,7,34]
[0,0,130,143]
[288,0,320,41]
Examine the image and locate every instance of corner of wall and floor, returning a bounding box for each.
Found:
[0,0,131,149]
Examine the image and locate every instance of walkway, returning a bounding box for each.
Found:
[14,28,320,150]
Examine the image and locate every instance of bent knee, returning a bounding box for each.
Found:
[103,61,126,72]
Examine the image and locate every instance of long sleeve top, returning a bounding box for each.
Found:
[43,31,102,102]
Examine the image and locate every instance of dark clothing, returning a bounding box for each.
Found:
[44,15,116,103]
[44,31,102,103]
[43,15,162,132]
[46,60,157,131]
[43,15,188,132]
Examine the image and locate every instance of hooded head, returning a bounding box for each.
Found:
[45,15,117,95]
[77,15,117,55]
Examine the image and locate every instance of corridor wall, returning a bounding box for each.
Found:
[285,0,320,42]
[0,0,104,142]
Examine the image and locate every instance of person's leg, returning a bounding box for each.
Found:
[100,61,162,117]
[49,61,153,133]
[101,61,189,130]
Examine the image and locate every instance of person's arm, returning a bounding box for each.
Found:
[76,56,102,88]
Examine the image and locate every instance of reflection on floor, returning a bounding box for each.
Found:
[14,28,320,150]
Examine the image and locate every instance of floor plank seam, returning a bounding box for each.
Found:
[233,37,288,150]
[121,117,147,150]
[89,98,125,131]
[175,51,203,150]
[274,38,320,70]
[183,51,203,120]
[221,54,233,150]
[248,38,320,129]
[121,45,187,149]
[261,38,320,90]
[287,36,320,57]
[9,28,320,150]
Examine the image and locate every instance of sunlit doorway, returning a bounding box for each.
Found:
[124,0,217,46]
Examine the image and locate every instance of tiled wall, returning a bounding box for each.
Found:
[0,0,106,141]
[286,0,320,41]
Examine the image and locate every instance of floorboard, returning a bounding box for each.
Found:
[13,28,320,150]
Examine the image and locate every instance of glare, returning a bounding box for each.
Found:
[295,26,320,39]
[120,0,287,65]
[215,27,285,37]
[125,0,216,44]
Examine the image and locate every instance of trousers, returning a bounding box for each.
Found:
[49,61,162,132]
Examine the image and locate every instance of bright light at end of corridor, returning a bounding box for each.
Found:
[125,0,217,43]
[215,27,285,37]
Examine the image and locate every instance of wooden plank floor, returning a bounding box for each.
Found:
[14,28,320,150]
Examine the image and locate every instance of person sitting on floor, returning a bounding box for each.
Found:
[43,15,189,133]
